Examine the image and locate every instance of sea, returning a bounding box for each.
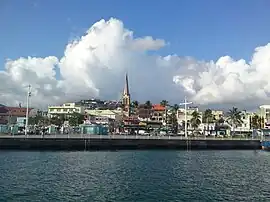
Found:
[0,150,270,202]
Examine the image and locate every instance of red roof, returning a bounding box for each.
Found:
[5,107,33,117]
[152,104,165,111]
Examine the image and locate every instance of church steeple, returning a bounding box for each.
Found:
[123,73,130,96]
[122,73,131,116]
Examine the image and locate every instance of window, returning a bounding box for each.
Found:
[63,109,67,112]
[57,109,60,112]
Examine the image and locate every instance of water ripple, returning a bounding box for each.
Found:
[0,150,270,201]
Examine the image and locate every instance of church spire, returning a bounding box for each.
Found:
[123,73,130,95]
[122,73,131,117]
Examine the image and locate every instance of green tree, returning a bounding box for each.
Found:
[217,117,225,124]
[190,111,201,131]
[202,109,215,124]
[68,112,84,126]
[227,107,243,135]
[144,100,152,109]
[202,109,215,135]
[131,100,139,108]
[172,104,179,112]
[251,114,263,129]
[28,114,45,125]
[160,100,169,107]
[50,114,65,126]
[168,112,178,133]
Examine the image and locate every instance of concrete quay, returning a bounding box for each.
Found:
[0,134,262,151]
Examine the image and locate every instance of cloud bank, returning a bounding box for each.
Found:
[1,18,270,109]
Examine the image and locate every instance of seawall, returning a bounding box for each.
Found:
[0,137,261,151]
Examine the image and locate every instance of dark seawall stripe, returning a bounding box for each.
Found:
[0,138,261,151]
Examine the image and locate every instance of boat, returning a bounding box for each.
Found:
[261,140,270,151]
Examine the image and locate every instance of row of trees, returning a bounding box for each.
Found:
[28,112,85,127]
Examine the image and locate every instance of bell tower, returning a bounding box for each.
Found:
[122,73,131,116]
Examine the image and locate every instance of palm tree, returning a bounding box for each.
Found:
[160,100,170,127]
[251,114,263,129]
[131,100,139,108]
[226,107,243,135]
[172,104,179,112]
[202,109,215,123]
[202,109,215,135]
[168,112,178,133]
[190,111,201,132]
[145,100,152,109]
[160,100,169,107]
[216,117,225,124]
[144,100,152,120]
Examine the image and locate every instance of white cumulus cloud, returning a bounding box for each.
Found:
[1,17,270,109]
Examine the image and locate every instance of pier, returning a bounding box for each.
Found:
[0,135,262,151]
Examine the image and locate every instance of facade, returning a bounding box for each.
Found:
[0,106,33,125]
[151,104,166,123]
[212,110,224,120]
[6,107,30,117]
[17,117,26,127]
[235,110,251,131]
[259,105,270,129]
[137,105,152,121]
[85,109,122,122]
[0,106,9,124]
[48,103,85,117]
[87,115,114,125]
[177,107,202,128]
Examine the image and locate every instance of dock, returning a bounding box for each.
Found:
[0,135,262,151]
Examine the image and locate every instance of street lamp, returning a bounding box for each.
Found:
[179,96,192,138]
[25,85,31,136]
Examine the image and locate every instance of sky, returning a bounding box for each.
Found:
[1,0,270,110]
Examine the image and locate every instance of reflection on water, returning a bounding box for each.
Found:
[0,150,270,201]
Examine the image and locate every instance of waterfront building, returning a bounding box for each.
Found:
[151,104,166,123]
[122,73,131,117]
[16,117,27,127]
[234,110,252,132]
[48,103,85,117]
[177,106,202,129]
[211,110,224,120]
[0,106,9,124]
[85,109,122,121]
[0,105,33,125]
[259,105,270,129]
[137,104,152,122]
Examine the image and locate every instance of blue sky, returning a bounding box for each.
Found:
[1,0,270,69]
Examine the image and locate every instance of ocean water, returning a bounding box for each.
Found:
[0,150,270,202]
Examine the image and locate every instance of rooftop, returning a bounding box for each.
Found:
[152,104,165,111]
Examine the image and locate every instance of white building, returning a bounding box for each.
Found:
[48,103,85,117]
[85,109,122,122]
[259,105,270,129]
[177,107,202,129]
[235,110,251,132]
